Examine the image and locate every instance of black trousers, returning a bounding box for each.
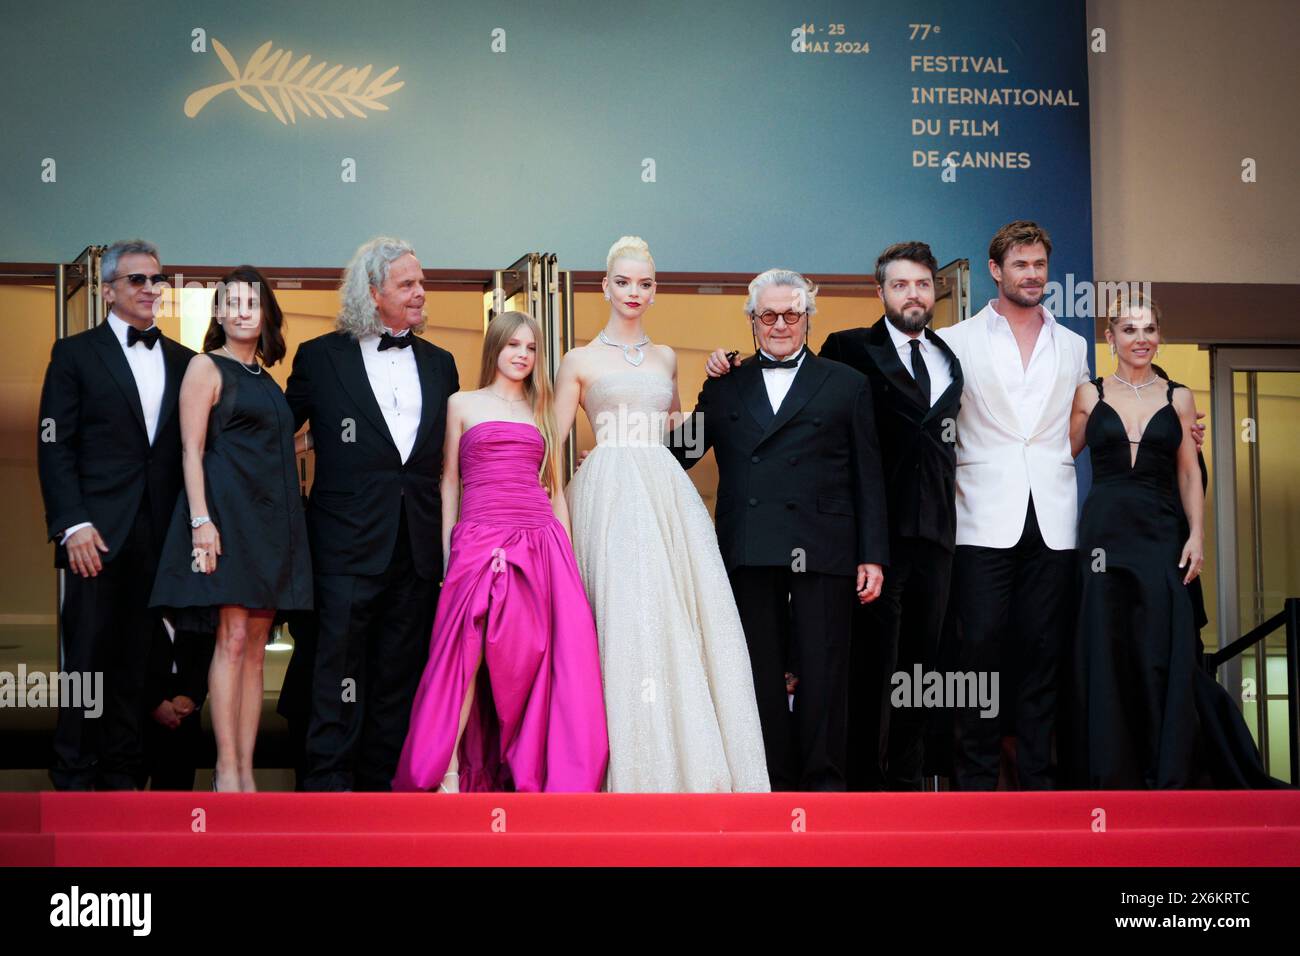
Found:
[849,536,953,791]
[729,566,854,791]
[277,609,318,790]
[139,693,206,791]
[950,497,1075,791]
[51,499,158,791]
[303,506,437,791]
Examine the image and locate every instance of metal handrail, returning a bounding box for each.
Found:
[1204,597,1299,784]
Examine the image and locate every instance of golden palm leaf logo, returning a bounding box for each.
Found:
[184,39,403,123]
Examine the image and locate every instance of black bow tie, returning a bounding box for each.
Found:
[757,348,804,370]
[378,331,413,351]
[126,326,161,350]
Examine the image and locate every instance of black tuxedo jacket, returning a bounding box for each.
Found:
[821,320,963,551]
[671,352,888,576]
[285,330,458,581]
[37,322,193,569]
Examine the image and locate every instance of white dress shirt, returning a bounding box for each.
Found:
[63,312,166,543]
[360,328,422,463]
[885,319,953,407]
[985,301,1088,434]
[759,346,807,413]
[933,301,1092,550]
[107,310,165,444]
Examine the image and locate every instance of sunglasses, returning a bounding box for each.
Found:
[752,310,807,326]
[110,273,169,287]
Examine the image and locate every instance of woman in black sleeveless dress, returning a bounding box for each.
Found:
[150,266,312,791]
[1062,295,1281,788]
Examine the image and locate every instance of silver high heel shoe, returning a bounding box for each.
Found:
[437,771,459,793]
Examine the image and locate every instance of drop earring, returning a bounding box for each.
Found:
[1109,343,1116,357]
[604,293,610,301]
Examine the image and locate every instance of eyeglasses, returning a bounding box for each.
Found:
[752,310,807,326]
[110,273,169,288]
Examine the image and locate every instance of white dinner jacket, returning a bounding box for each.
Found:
[936,302,1089,550]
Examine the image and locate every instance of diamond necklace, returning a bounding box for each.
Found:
[598,329,650,367]
[1112,370,1158,395]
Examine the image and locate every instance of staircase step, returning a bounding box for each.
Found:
[6,827,1297,867]
[8,791,1297,836]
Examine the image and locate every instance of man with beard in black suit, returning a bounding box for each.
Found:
[818,242,963,790]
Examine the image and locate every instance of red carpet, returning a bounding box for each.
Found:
[2,791,1297,866]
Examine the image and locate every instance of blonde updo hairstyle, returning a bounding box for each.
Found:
[605,236,655,274]
[1103,286,1164,367]
[1105,286,1162,329]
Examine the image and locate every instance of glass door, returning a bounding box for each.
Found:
[1210,347,1300,781]
[485,253,575,472]
[931,258,970,330]
[53,246,107,669]
[56,245,105,338]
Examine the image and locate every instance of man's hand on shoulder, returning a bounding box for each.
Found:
[705,349,740,379]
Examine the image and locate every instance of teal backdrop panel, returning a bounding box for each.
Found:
[0,0,1092,327]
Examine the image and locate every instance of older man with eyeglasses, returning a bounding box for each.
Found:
[668,268,888,791]
[37,239,194,790]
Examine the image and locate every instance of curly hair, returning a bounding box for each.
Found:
[337,236,423,338]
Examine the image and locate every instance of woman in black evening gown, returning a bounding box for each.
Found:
[150,267,313,791]
[1062,294,1282,789]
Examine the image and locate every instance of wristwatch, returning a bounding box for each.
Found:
[190,516,211,529]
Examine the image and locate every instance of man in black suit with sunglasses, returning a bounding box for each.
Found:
[38,239,194,790]
[685,268,889,791]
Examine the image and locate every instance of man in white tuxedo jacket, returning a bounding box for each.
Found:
[934,221,1089,791]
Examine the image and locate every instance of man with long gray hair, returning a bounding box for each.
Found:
[282,237,459,791]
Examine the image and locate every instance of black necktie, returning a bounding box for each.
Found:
[378,331,413,351]
[757,347,804,370]
[909,339,932,405]
[127,326,161,350]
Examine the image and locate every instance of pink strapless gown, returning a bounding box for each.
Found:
[392,421,608,792]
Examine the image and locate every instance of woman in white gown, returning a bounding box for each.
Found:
[555,236,769,792]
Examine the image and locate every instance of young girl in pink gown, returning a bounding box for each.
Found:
[392,312,608,792]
